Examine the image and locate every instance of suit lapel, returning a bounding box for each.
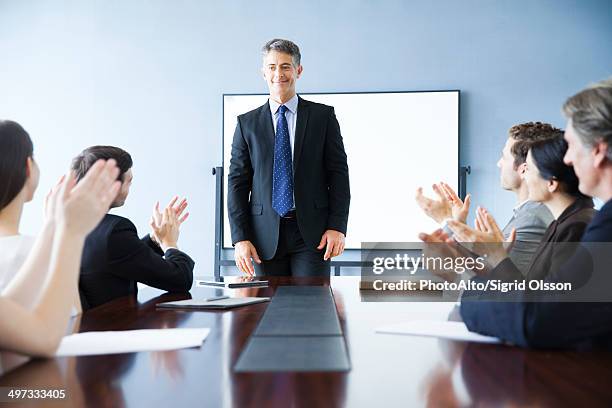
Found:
[293,96,309,172]
[259,100,275,153]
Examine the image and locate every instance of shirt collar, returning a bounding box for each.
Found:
[269,94,299,115]
[513,199,530,213]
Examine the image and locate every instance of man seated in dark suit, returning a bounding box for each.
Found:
[228,39,350,277]
[73,146,194,309]
[432,78,612,349]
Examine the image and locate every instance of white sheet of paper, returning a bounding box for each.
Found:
[376,320,501,344]
[56,328,210,357]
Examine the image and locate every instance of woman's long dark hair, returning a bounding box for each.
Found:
[0,120,34,211]
[530,135,588,198]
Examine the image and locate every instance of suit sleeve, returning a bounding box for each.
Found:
[324,107,350,235]
[457,257,523,306]
[545,221,589,277]
[107,218,194,292]
[498,219,589,281]
[142,234,164,256]
[490,257,524,282]
[227,117,254,245]
[461,240,612,349]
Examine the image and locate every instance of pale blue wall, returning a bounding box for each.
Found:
[1,0,610,275]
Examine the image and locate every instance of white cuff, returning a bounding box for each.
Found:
[440,218,455,237]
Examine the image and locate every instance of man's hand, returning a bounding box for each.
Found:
[317,230,345,261]
[150,208,180,251]
[234,240,261,277]
[150,196,189,251]
[167,196,190,223]
[416,183,471,224]
[439,182,471,224]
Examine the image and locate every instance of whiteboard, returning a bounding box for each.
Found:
[223,91,460,249]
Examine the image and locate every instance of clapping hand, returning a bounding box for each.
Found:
[150,196,190,251]
[52,160,121,237]
[416,182,471,224]
[447,207,513,268]
[439,182,471,224]
[159,196,190,223]
[473,206,517,251]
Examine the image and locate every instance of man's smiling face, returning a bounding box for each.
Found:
[262,50,302,103]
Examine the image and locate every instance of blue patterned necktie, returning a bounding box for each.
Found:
[272,105,294,217]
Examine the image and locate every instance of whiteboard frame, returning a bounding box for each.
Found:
[221,90,461,250]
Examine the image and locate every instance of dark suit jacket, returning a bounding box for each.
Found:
[79,214,194,310]
[227,96,350,259]
[461,199,612,350]
[487,197,595,282]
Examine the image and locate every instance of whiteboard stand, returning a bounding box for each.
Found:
[459,165,471,199]
[212,166,225,281]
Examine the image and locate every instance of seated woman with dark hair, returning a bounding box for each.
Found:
[0,121,81,313]
[520,136,595,279]
[0,121,39,292]
[0,120,122,357]
[424,135,595,285]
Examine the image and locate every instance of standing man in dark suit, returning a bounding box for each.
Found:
[228,39,350,277]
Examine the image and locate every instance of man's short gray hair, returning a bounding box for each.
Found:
[262,38,301,66]
[563,77,612,160]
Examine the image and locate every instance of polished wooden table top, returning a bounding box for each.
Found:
[2,276,612,407]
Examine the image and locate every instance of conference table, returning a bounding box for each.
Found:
[2,276,612,407]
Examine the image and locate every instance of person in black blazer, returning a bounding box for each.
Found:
[438,78,612,349]
[520,137,596,280]
[72,146,194,310]
[228,39,350,277]
[448,136,596,283]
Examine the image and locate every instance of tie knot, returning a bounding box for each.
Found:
[278,105,288,115]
